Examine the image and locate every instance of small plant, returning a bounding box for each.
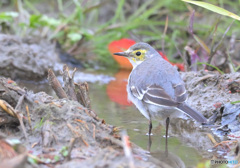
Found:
[33,116,45,130]
[60,146,68,157]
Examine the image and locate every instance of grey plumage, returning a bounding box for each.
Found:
[128,46,206,123]
[177,103,207,123]
[129,56,185,102]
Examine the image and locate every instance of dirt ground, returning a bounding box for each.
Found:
[0,34,62,80]
[0,76,163,168]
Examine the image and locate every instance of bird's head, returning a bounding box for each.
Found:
[114,42,160,68]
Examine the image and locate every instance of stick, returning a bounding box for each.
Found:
[66,138,76,161]
[75,82,91,109]
[26,105,32,132]
[62,65,78,101]
[48,69,68,99]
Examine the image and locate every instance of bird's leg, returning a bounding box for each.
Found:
[147,120,152,151]
[165,117,170,157]
[148,120,152,135]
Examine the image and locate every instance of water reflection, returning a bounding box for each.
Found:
[147,121,186,167]
[151,149,186,168]
[106,69,132,106]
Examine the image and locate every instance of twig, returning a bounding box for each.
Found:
[48,69,68,99]
[67,123,79,136]
[0,99,18,117]
[75,119,90,131]
[101,136,122,147]
[80,137,89,147]
[121,130,135,168]
[66,138,76,161]
[194,74,215,85]
[207,133,217,145]
[63,65,78,101]
[14,95,28,140]
[67,123,89,147]
[16,113,28,140]
[75,82,91,109]
[92,123,96,140]
[0,99,28,139]
[31,142,38,148]
[41,120,53,147]
[84,109,98,121]
[26,105,32,132]
[15,94,25,111]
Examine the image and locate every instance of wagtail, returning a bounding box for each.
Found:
[114,42,207,140]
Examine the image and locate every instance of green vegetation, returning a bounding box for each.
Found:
[33,116,45,130]
[231,100,240,104]
[60,146,68,157]
[197,62,224,74]
[0,0,240,71]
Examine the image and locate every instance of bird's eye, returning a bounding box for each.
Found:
[136,51,141,56]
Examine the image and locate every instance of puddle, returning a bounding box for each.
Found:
[90,82,210,167]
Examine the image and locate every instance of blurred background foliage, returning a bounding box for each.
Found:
[0,0,239,70]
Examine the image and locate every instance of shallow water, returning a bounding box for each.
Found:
[89,83,209,168]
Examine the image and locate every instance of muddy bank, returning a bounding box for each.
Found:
[180,70,240,163]
[181,70,240,118]
[0,34,61,80]
[182,71,240,137]
[0,76,164,168]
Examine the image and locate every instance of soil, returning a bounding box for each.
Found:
[181,70,240,118]
[181,71,240,136]
[0,77,162,168]
[0,34,61,80]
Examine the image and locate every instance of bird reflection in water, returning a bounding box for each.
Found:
[147,124,186,168]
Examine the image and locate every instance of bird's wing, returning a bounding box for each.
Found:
[129,56,187,107]
[172,83,188,103]
[130,83,187,107]
[131,82,207,123]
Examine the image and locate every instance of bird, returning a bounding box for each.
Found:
[114,42,207,145]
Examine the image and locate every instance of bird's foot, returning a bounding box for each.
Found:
[146,133,153,136]
[163,135,170,138]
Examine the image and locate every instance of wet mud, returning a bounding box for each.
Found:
[0,76,161,168]
[182,70,240,118]
[182,71,240,135]
[0,34,60,80]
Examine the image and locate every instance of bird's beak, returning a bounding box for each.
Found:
[114,51,130,57]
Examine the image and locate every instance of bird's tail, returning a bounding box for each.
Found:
[177,103,207,123]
